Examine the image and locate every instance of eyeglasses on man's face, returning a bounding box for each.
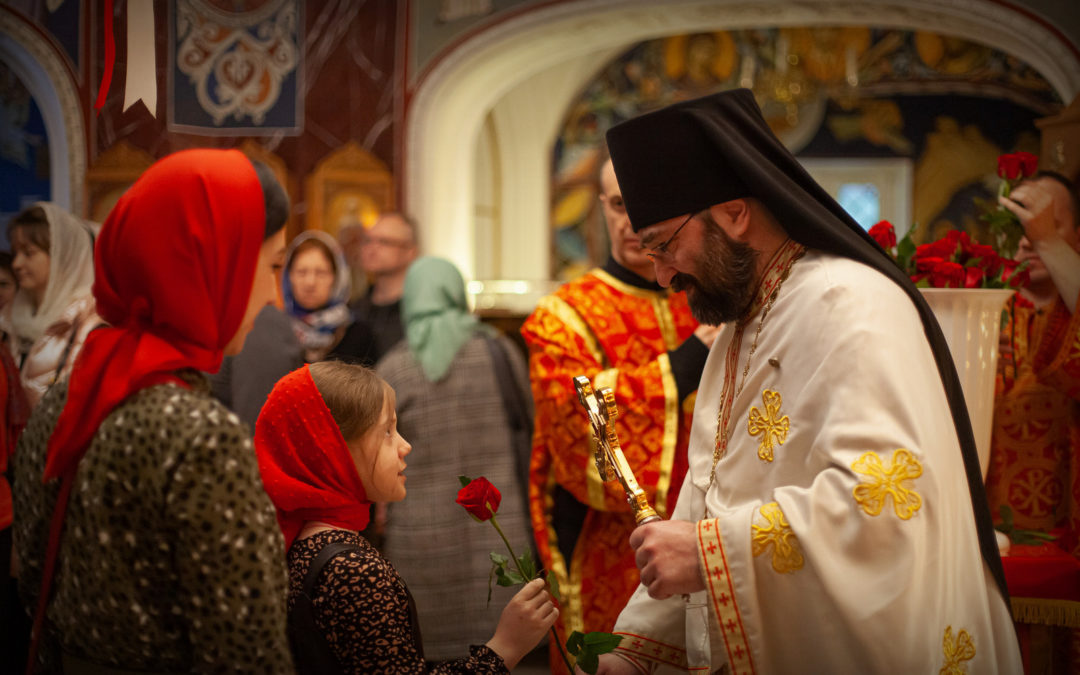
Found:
[361,234,413,249]
[644,211,697,261]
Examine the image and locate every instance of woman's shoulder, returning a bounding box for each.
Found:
[108,373,253,447]
[40,294,99,338]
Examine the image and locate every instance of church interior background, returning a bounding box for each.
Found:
[3,0,1078,315]
[2,0,1080,671]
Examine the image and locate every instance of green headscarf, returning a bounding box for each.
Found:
[402,257,492,382]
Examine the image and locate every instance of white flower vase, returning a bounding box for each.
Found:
[919,288,1014,481]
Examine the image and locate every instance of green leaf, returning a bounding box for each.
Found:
[494,567,525,587]
[576,653,599,674]
[998,504,1015,531]
[517,551,537,581]
[995,504,1056,546]
[583,632,624,651]
[565,632,623,674]
[545,570,561,602]
[566,631,585,655]
[490,551,508,566]
[1010,530,1058,546]
[897,233,916,259]
[458,475,472,487]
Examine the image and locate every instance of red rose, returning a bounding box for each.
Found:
[456,477,502,521]
[1002,260,1030,289]
[916,256,946,274]
[929,261,965,288]
[1017,152,1039,178]
[997,152,1039,180]
[868,220,897,251]
[964,266,985,288]
[971,249,1003,278]
[917,237,958,261]
[997,154,1021,180]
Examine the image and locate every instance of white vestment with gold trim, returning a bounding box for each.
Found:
[612,250,1021,674]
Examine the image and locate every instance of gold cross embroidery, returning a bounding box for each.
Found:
[940,625,975,674]
[751,502,804,574]
[851,449,924,520]
[747,389,789,462]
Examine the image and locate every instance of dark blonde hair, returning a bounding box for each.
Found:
[6,205,50,253]
[289,237,338,276]
[308,360,392,442]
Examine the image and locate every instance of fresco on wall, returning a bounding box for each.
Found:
[552,27,1062,281]
[169,0,303,134]
[4,0,82,71]
[0,61,49,246]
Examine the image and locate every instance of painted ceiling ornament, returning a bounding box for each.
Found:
[176,0,298,126]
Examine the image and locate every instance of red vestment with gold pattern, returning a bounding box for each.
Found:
[987,293,1080,555]
[521,268,697,672]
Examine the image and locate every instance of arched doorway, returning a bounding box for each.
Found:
[0,6,86,219]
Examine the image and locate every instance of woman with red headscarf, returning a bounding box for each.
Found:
[12,149,293,673]
[255,361,557,674]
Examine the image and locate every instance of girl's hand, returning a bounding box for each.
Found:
[486,578,559,669]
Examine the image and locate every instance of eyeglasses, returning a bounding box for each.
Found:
[290,267,334,280]
[644,211,697,261]
[361,235,413,249]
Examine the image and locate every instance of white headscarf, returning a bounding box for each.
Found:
[7,202,96,346]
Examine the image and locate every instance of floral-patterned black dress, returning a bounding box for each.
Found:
[287,529,509,674]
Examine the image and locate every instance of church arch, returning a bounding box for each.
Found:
[0,6,86,215]
[405,0,1080,294]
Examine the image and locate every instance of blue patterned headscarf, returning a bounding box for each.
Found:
[282,230,352,350]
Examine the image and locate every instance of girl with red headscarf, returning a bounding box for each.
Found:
[255,361,557,674]
[13,149,294,673]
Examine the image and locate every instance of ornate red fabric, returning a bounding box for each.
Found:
[44,149,264,482]
[254,365,370,550]
[987,294,1080,555]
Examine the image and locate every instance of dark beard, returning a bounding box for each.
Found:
[671,215,757,325]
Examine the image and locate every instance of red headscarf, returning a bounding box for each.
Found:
[254,365,371,550]
[44,149,263,481]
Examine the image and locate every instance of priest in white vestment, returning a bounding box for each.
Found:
[594,89,1021,674]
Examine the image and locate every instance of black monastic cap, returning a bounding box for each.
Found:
[606,87,1009,601]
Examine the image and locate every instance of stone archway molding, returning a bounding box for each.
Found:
[0,6,87,215]
[406,0,1080,283]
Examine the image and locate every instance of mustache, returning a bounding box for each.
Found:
[671,273,697,293]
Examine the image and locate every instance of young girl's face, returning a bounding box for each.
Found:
[348,390,411,503]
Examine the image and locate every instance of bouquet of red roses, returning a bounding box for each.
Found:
[869,221,1029,290]
[867,151,1037,289]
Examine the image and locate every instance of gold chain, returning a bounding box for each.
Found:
[708,249,802,494]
